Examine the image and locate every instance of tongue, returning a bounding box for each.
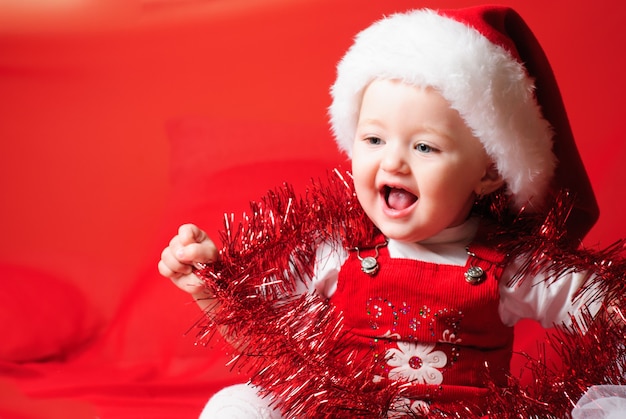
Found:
[387,188,417,210]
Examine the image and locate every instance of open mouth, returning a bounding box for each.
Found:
[382,185,418,211]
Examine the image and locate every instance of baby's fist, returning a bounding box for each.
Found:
[158,224,218,296]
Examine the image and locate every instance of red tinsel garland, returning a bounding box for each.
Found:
[193,169,625,418]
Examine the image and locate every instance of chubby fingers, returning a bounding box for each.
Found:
[175,238,218,267]
[158,245,193,279]
[158,224,219,279]
[175,224,217,264]
[177,223,208,246]
[158,245,213,296]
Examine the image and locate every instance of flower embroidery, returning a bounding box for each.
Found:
[440,329,462,344]
[386,342,447,384]
[388,397,430,418]
[378,330,401,340]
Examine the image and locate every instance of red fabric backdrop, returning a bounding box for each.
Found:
[0,0,624,417]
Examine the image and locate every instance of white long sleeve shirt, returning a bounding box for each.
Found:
[310,217,598,328]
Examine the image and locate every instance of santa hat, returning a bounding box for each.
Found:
[329,6,598,239]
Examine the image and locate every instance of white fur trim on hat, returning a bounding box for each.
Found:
[329,9,557,209]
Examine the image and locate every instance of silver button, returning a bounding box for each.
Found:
[361,256,379,275]
[465,266,485,284]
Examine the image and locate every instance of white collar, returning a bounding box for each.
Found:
[387,217,480,266]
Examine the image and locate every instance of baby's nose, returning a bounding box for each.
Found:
[380,143,409,173]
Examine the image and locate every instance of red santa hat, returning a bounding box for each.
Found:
[329,6,598,239]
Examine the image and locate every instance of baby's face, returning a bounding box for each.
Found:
[351,79,500,243]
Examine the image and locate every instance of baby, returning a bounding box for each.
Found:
[159,6,624,418]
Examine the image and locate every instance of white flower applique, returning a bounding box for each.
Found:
[379,330,402,340]
[386,342,447,384]
[388,397,430,418]
[373,330,403,383]
[440,329,462,344]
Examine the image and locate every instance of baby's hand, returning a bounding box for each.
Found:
[158,223,218,299]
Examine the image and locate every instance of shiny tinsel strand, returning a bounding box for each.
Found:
[191,170,625,418]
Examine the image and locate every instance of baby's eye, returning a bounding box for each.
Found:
[415,143,433,153]
[365,136,383,145]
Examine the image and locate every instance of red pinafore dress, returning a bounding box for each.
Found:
[331,231,514,412]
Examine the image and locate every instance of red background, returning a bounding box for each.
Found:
[0,0,624,417]
[1,0,623,323]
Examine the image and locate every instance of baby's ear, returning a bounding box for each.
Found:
[477,163,505,196]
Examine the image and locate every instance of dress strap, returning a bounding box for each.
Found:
[464,223,507,284]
